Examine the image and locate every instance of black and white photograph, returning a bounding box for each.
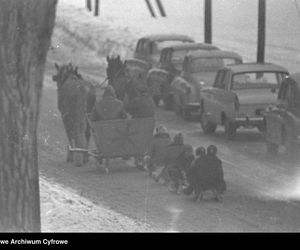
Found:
[0,0,300,234]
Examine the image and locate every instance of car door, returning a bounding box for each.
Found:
[206,69,228,123]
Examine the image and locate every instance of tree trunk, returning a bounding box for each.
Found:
[0,0,57,232]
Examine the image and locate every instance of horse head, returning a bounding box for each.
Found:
[106,55,128,85]
[52,62,82,89]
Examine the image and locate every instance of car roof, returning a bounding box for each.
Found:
[140,34,195,42]
[224,62,289,74]
[161,43,219,52]
[186,50,243,61]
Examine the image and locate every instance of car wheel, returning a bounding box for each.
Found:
[266,141,279,155]
[224,119,236,140]
[201,112,217,134]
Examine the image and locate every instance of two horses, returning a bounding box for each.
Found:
[53,56,150,167]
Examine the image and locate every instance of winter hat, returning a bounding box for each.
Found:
[195,146,206,156]
[207,145,217,155]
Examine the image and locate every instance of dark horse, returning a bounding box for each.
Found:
[106,55,144,103]
[52,63,96,167]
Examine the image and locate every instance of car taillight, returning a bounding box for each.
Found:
[234,95,240,112]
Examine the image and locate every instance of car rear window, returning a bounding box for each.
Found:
[232,72,286,90]
[189,58,227,72]
[152,40,193,53]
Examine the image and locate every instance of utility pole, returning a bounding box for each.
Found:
[94,0,99,16]
[204,0,212,44]
[257,0,266,63]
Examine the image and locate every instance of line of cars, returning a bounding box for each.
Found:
[124,33,299,158]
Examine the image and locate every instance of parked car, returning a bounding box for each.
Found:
[264,73,300,157]
[199,62,289,139]
[171,50,243,120]
[133,34,195,67]
[146,43,219,108]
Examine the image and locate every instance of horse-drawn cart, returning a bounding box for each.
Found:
[69,117,155,172]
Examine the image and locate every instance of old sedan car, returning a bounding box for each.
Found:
[199,63,289,139]
[133,34,195,68]
[264,73,300,158]
[146,43,219,108]
[171,50,243,120]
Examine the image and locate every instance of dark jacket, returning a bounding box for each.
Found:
[194,155,226,193]
[91,86,127,121]
[126,94,155,118]
[173,149,195,173]
[164,142,186,169]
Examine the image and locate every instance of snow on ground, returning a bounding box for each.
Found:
[39,0,300,232]
[40,177,153,232]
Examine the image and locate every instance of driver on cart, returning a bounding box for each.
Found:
[90,85,127,172]
[90,85,127,121]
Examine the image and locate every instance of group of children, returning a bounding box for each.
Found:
[144,125,226,202]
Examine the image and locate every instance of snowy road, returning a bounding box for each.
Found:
[38,0,300,232]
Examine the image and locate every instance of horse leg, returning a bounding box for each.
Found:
[62,115,74,163]
[72,132,87,167]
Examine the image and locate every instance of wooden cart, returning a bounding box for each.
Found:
[69,117,155,172]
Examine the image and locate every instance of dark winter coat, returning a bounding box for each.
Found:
[168,149,195,185]
[164,142,186,170]
[126,94,155,118]
[173,150,195,174]
[91,87,127,121]
[194,155,226,193]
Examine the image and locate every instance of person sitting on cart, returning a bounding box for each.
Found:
[90,85,127,121]
[168,144,194,194]
[182,146,206,198]
[145,125,171,177]
[155,133,186,185]
[126,84,155,118]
